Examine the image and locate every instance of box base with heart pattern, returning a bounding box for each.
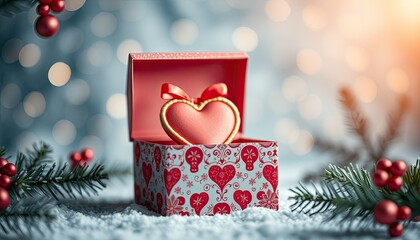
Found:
[133,139,278,216]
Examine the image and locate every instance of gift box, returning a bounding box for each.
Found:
[127,52,279,216]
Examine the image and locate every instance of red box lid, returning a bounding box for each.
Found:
[127,52,247,141]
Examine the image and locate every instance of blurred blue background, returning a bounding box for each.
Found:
[0,0,419,180]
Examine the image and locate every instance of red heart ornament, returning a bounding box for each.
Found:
[208,165,236,191]
[142,163,152,187]
[233,190,252,210]
[190,192,209,215]
[263,165,278,191]
[160,83,240,145]
[164,168,181,195]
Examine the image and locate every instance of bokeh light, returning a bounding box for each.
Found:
[275,118,299,144]
[18,43,41,68]
[65,0,86,11]
[52,120,77,145]
[386,68,410,94]
[117,39,142,64]
[2,38,22,63]
[302,5,328,31]
[281,76,308,102]
[0,83,21,109]
[296,49,322,75]
[23,92,46,118]
[170,19,199,45]
[354,76,377,103]
[65,79,90,105]
[232,27,258,52]
[345,46,370,72]
[290,130,314,155]
[87,41,113,66]
[90,12,118,38]
[298,94,323,120]
[265,0,291,23]
[106,94,127,119]
[48,62,72,87]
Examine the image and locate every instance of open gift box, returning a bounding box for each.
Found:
[127,52,279,216]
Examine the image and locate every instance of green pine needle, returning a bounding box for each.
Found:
[0,0,37,18]
[0,198,56,236]
[10,162,109,201]
[290,159,420,231]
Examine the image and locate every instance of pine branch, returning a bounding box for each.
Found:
[290,160,420,233]
[339,87,376,161]
[0,0,37,18]
[24,142,53,172]
[0,198,56,236]
[374,95,409,160]
[0,147,6,158]
[10,161,108,201]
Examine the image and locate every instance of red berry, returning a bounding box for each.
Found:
[0,188,10,211]
[372,170,389,187]
[50,0,65,13]
[2,163,16,177]
[390,160,407,176]
[388,223,404,238]
[397,206,412,221]
[0,158,8,168]
[70,152,82,162]
[38,0,53,4]
[37,4,50,16]
[0,175,12,189]
[376,158,392,171]
[388,176,403,191]
[81,148,94,161]
[35,15,59,38]
[374,200,398,224]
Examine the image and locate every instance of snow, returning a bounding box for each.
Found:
[16,177,417,240]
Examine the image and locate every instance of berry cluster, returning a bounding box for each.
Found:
[372,158,406,191]
[70,148,94,169]
[35,0,65,38]
[0,158,17,211]
[374,200,411,237]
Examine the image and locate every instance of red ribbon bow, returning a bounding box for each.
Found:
[161,83,228,104]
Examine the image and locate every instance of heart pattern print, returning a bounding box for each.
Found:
[134,141,279,216]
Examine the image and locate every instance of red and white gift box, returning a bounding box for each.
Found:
[127,52,279,216]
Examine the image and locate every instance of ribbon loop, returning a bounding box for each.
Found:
[161,83,228,104]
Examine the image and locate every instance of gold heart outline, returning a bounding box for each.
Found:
[160,97,241,145]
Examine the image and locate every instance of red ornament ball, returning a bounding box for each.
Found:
[38,0,53,4]
[35,15,59,38]
[37,4,50,16]
[2,163,16,177]
[388,223,404,238]
[0,188,10,211]
[81,148,94,161]
[388,176,403,191]
[50,0,65,13]
[374,200,398,225]
[390,160,407,177]
[70,152,82,162]
[372,170,389,187]
[376,158,392,171]
[397,206,412,221]
[0,175,12,189]
[0,158,8,168]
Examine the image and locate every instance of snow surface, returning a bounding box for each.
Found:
[10,176,417,240]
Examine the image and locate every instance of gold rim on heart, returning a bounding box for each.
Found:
[160,97,241,145]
